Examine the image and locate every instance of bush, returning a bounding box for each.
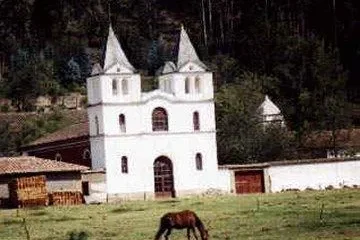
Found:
[325,185,334,190]
[68,231,89,240]
[0,104,9,112]
[80,96,87,107]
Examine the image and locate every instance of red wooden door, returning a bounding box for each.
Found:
[235,170,264,194]
[154,157,175,198]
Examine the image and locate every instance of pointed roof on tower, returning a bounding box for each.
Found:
[177,25,207,70]
[258,95,282,116]
[91,63,103,76]
[103,24,135,72]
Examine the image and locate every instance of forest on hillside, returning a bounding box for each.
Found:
[0,0,360,162]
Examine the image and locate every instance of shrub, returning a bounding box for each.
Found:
[0,104,9,112]
[325,185,334,190]
[68,231,89,240]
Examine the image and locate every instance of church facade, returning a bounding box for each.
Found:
[86,25,230,200]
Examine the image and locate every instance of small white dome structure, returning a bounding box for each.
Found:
[258,95,285,127]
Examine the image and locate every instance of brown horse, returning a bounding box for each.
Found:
[154,210,209,240]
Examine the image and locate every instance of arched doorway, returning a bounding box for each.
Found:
[153,156,175,198]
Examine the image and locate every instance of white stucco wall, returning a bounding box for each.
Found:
[95,98,215,135]
[158,72,214,100]
[102,132,224,195]
[88,95,227,195]
[216,168,232,192]
[89,137,106,169]
[268,160,360,192]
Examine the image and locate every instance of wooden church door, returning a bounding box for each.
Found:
[154,156,175,198]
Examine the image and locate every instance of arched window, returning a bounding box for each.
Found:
[95,116,99,135]
[119,114,126,133]
[195,77,201,93]
[55,153,62,162]
[193,111,200,131]
[195,153,202,170]
[112,79,118,95]
[152,107,168,131]
[83,149,91,160]
[83,149,91,166]
[121,156,128,173]
[122,79,128,95]
[185,77,190,94]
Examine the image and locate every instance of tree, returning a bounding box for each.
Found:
[7,52,39,111]
[208,55,242,89]
[215,72,295,164]
[147,40,162,75]
[257,124,296,162]
[7,49,58,111]
[65,58,81,83]
[0,122,16,157]
[74,49,92,82]
[312,45,350,156]
[17,110,65,148]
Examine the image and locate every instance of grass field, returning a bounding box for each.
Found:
[1,189,360,240]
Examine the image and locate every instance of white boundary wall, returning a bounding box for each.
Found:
[268,160,360,192]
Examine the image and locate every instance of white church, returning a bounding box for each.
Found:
[86,25,230,200]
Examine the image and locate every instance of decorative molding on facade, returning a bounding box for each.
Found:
[89,130,216,139]
[87,97,214,108]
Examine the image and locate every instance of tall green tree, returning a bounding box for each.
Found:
[63,58,82,85]
[312,45,350,156]
[215,72,296,164]
[0,122,16,157]
[7,49,58,111]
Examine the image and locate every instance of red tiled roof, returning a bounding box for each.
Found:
[25,122,89,147]
[0,156,89,175]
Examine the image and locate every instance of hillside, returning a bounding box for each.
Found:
[1,0,360,162]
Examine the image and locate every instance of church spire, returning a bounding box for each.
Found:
[103,24,135,72]
[177,25,207,70]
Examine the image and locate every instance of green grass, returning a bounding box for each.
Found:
[1,189,360,239]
